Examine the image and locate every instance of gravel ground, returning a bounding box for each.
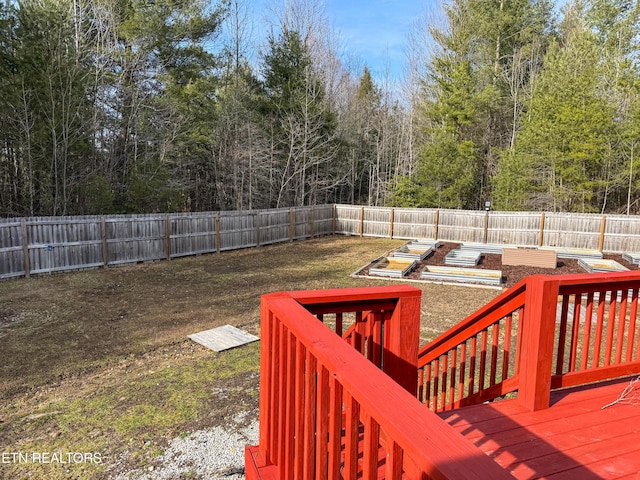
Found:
[112,412,258,480]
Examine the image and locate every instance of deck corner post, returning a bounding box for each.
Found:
[518,275,559,411]
[258,295,273,465]
[384,291,422,396]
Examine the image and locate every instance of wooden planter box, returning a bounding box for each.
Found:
[502,247,557,269]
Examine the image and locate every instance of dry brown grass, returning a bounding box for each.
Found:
[0,236,499,479]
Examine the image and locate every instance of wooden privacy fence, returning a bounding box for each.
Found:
[4,204,640,279]
[0,206,334,279]
[334,205,640,252]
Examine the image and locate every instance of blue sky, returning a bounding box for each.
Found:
[324,0,432,80]
[251,0,567,83]
[251,0,432,81]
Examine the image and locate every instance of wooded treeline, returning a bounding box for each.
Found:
[399,0,640,214]
[1,0,640,217]
[0,0,412,216]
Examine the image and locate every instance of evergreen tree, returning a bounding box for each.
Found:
[108,0,227,212]
[495,2,622,212]
[496,0,640,212]
[261,28,338,207]
[398,0,553,209]
[10,0,96,215]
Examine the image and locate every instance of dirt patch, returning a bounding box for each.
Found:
[356,242,637,288]
[0,236,417,479]
[0,308,17,324]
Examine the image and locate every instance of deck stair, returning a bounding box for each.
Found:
[369,256,417,278]
[444,249,481,266]
[578,257,629,273]
[421,265,502,285]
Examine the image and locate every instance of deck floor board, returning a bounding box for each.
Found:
[439,376,640,479]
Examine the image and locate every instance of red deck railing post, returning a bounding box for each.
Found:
[518,275,559,411]
[384,293,421,396]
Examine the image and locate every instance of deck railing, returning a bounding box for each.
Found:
[417,279,527,412]
[418,271,640,412]
[553,272,640,388]
[245,285,512,480]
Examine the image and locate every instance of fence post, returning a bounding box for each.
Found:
[518,275,559,411]
[289,208,294,241]
[165,214,171,260]
[539,212,545,247]
[310,206,315,238]
[389,208,394,239]
[483,210,489,243]
[332,204,337,234]
[599,215,607,252]
[256,211,261,246]
[21,219,30,278]
[433,209,439,240]
[359,206,365,237]
[101,216,109,266]
[215,213,221,253]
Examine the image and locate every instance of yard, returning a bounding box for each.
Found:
[0,236,500,479]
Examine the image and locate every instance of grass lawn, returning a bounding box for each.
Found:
[0,236,499,479]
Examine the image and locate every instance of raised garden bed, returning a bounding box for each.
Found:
[392,243,434,261]
[421,265,502,286]
[539,246,603,259]
[622,252,640,265]
[444,249,481,267]
[356,241,638,288]
[369,257,418,278]
[578,258,629,273]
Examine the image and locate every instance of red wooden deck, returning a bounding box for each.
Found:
[247,273,640,480]
[440,376,640,479]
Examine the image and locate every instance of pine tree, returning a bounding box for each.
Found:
[495,4,613,212]
[400,0,553,209]
[261,28,337,207]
